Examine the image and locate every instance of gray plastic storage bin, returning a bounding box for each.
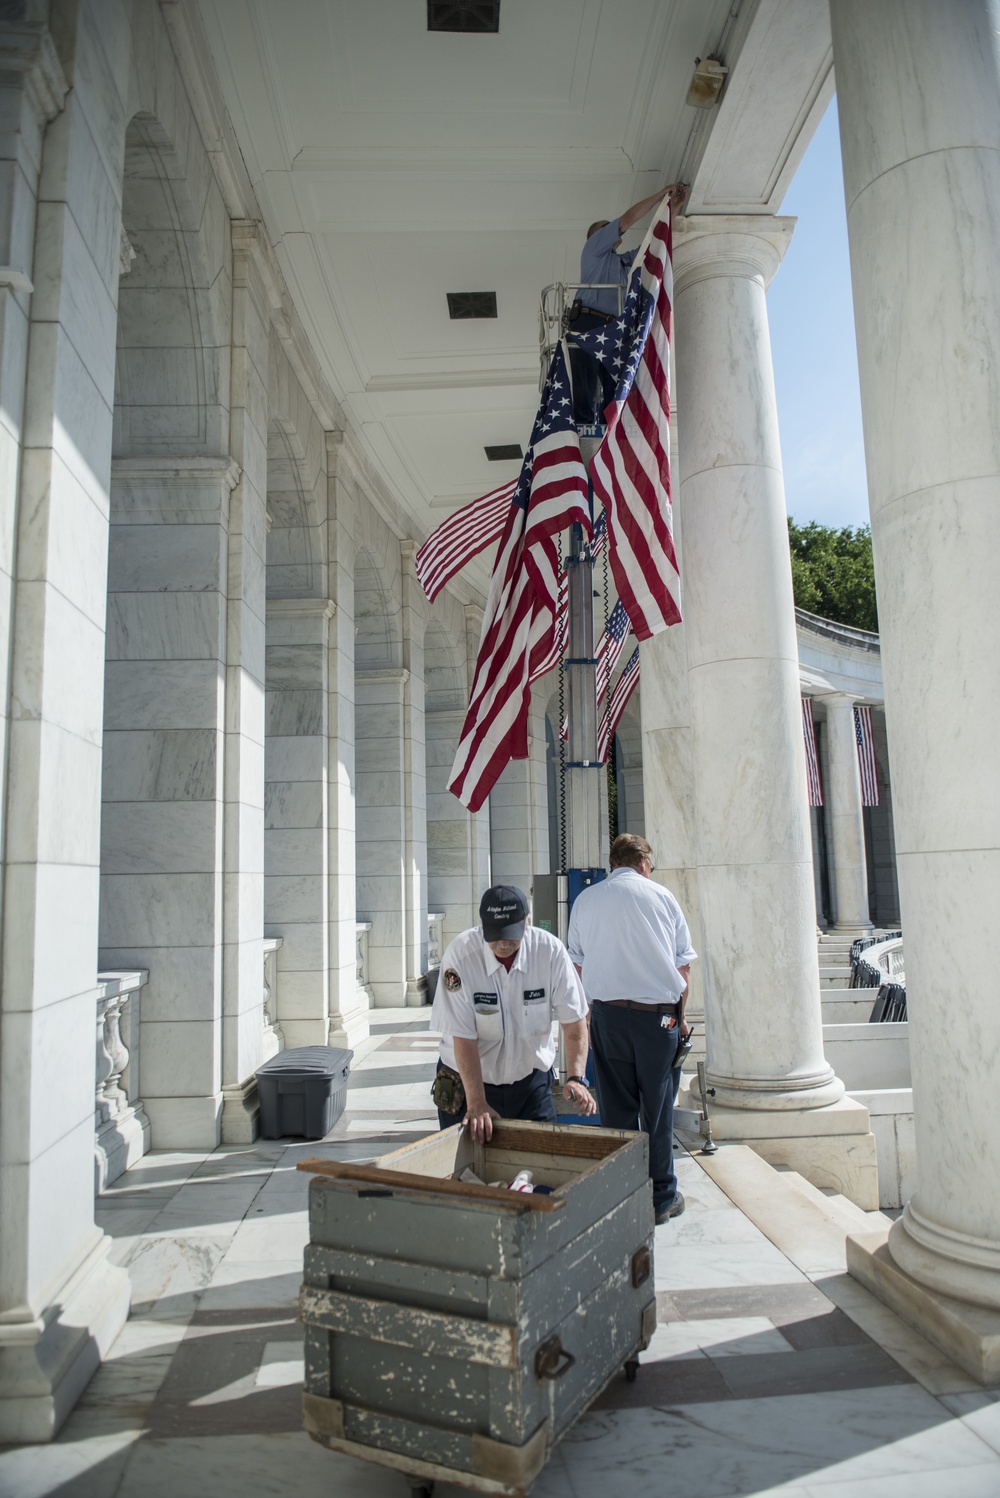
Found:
[256,1046,353,1140]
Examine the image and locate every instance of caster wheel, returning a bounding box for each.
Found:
[624,1358,639,1383]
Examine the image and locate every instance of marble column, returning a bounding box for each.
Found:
[325,434,366,1045]
[489,687,551,895]
[101,458,238,1147]
[0,12,130,1441]
[639,416,703,1021]
[264,598,334,1049]
[821,694,871,931]
[831,0,1000,1370]
[426,708,491,949]
[673,218,843,1115]
[220,224,269,1142]
[400,542,429,1005]
[355,667,410,1006]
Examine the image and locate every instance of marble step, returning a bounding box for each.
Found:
[689,1143,890,1278]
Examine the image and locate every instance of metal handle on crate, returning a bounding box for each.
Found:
[535,1335,576,1381]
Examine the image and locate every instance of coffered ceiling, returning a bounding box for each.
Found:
[197,0,832,587]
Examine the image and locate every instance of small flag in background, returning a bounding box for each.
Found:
[802,698,823,807]
[597,647,640,763]
[597,598,631,700]
[854,705,879,806]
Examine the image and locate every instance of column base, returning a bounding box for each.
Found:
[329,994,371,1051]
[677,1084,878,1208]
[833,921,874,934]
[143,1094,222,1150]
[221,1076,260,1145]
[405,975,429,1008]
[848,1227,1000,1384]
[94,1103,151,1192]
[703,1065,845,1112]
[0,1235,131,1443]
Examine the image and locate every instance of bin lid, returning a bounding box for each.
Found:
[256,1045,354,1077]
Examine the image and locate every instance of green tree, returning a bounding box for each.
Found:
[787,518,878,632]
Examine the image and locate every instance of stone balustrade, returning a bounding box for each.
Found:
[427,912,445,970]
[262,937,284,1061]
[95,971,150,1192]
[356,922,375,1006]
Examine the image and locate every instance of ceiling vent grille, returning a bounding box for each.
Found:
[447,291,497,320]
[428,1,500,33]
[484,444,522,462]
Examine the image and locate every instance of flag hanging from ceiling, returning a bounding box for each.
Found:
[597,646,640,763]
[571,196,680,639]
[801,697,823,807]
[447,343,590,811]
[530,511,608,687]
[415,478,516,602]
[854,705,879,806]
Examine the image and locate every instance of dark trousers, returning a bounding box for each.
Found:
[436,1062,556,1132]
[589,1003,680,1211]
[567,323,617,427]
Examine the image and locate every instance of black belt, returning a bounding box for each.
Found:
[577,304,617,323]
[598,999,679,1013]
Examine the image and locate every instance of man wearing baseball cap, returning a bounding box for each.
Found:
[431,884,595,1140]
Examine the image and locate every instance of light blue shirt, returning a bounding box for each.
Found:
[580,218,635,317]
[567,868,696,1004]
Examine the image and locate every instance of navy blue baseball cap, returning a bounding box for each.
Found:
[480,884,528,942]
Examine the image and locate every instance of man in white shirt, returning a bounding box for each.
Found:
[567,834,697,1222]
[432,884,596,1141]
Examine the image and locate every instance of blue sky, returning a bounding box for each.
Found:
[767,99,871,531]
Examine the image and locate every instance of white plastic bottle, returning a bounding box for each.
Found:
[509,1170,534,1192]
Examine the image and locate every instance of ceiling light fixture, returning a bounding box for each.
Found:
[447,291,498,320]
[686,55,728,109]
[428,1,500,34]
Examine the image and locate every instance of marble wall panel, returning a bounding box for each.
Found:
[101,728,219,802]
[103,658,223,731]
[264,734,327,785]
[24,323,113,511]
[17,449,113,628]
[264,780,324,830]
[4,859,101,1021]
[32,200,118,403]
[5,991,97,1161]
[266,688,324,738]
[100,801,221,876]
[263,828,326,878]
[4,722,102,867]
[100,872,222,949]
[97,944,221,1025]
[105,592,225,661]
[264,873,327,925]
[138,1019,219,1099]
[270,968,326,1019]
[270,921,327,972]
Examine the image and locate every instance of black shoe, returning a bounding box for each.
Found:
[654,1192,685,1225]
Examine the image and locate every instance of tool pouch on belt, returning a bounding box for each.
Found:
[431,1063,466,1116]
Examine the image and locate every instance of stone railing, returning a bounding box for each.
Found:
[262,936,283,1060]
[356,921,375,1006]
[795,606,881,654]
[95,970,150,1192]
[427,912,445,969]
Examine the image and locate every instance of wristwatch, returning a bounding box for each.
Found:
[566,1075,591,1087]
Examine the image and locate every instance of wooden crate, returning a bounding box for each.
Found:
[298,1120,655,1497]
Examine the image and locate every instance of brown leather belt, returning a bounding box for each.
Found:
[598,999,679,1014]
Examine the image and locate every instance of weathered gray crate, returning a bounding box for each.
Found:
[299,1119,655,1497]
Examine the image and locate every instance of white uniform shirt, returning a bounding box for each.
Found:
[432,925,588,1085]
[567,867,697,1004]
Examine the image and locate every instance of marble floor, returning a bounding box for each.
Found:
[3,1009,1000,1498]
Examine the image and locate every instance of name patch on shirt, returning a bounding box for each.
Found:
[473,992,498,1009]
[523,988,546,1002]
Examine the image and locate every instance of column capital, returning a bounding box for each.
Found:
[673,215,796,295]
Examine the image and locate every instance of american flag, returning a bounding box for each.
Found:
[854,705,879,806]
[597,646,640,763]
[572,197,680,639]
[801,697,823,807]
[447,343,590,811]
[415,478,515,602]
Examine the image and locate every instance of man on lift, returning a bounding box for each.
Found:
[431,885,596,1141]
[568,182,687,423]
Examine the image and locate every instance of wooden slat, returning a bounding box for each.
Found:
[299,1284,518,1369]
[487,1120,631,1160]
[296,1158,565,1212]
